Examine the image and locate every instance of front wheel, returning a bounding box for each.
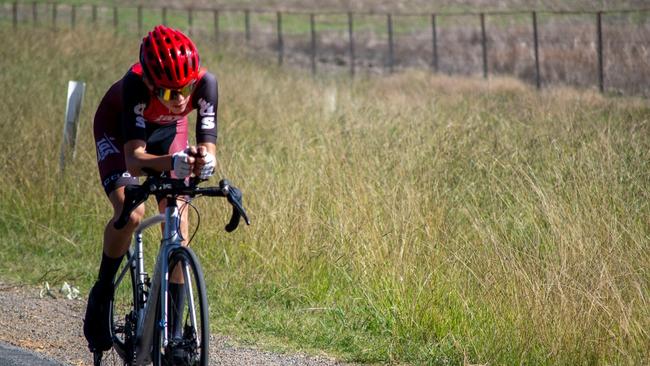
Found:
[153,247,209,366]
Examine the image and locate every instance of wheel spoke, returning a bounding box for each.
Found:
[153,247,208,366]
[182,261,200,348]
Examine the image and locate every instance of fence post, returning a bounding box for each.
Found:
[188,8,193,36]
[33,1,37,24]
[52,2,57,29]
[431,13,438,72]
[277,12,284,65]
[162,7,167,25]
[245,9,250,42]
[71,4,76,28]
[310,13,317,75]
[480,13,488,79]
[213,10,219,40]
[137,6,142,34]
[532,11,541,89]
[387,13,394,73]
[12,2,17,30]
[113,6,118,33]
[60,81,86,172]
[348,12,355,77]
[92,5,97,23]
[596,11,604,93]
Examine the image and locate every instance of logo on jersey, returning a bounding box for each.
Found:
[154,115,183,122]
[103,171,132,188]
[96,133,120,162]
[198,98,215,130]
[134,103,146,128]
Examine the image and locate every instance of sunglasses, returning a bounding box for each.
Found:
[155,81,196,101]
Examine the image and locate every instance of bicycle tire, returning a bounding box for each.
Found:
[152,246,209,366]
[104,250,138,365]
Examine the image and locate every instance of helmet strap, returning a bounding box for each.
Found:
[141,74,155,91]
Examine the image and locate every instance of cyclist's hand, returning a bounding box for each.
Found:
[194,146,216,179]
[172,149,195,179]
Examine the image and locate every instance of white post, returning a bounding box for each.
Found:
[60,80,85,172]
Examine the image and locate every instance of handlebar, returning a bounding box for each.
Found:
[113,176,250,232]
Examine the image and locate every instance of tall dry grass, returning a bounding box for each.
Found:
[0,26,648,364]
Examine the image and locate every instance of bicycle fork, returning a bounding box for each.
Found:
[134,202,182,365]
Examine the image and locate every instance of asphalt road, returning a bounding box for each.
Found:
[0,342,63,366]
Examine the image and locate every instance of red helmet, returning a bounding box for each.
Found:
[139,25,200,89]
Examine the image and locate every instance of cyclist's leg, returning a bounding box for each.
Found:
[85,180,145,351]
[105,185,146,256]
[87,97,145,352]
[93,80,144,281]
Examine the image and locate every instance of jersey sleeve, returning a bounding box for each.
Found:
[121,71,150,143]
[192,72,218,144]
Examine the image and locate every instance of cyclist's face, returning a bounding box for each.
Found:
[158,92,190,114]
[145,76,195,114]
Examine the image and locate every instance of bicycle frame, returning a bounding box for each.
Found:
[113,198,187,365]
[106,176,249,366]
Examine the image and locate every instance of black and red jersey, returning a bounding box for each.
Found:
[121,63,218,145]
[93,63,219,195]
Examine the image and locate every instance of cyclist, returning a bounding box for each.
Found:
[85,25,218,357]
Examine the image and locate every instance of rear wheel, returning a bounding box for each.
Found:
[103,250,139,365]
[152,247,209,366]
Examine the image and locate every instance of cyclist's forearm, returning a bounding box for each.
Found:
[125,152,174,176]
[124,139,173,176]
[198,142,216,157]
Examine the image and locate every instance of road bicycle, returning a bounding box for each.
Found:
[94,176,250,366]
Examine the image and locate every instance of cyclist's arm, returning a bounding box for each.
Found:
[121,71,177,176]
[124,139,174,176]
[193,72,218,146]
[193,72,218,169]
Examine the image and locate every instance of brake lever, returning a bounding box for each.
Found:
[219,180,250,232]
[228,188,250,225]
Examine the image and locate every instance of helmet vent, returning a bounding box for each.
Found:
[164,66,173,81]
[141,26,200,88]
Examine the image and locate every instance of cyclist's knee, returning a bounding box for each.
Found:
[126,205,145,230]
[113,204,144,231]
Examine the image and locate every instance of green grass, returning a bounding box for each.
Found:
[1,25,649,364]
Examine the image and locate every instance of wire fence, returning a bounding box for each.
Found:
[3,2,650,95]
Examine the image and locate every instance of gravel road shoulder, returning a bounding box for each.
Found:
[0,282,349,366]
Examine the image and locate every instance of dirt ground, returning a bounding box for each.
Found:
[0,282,348,366]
